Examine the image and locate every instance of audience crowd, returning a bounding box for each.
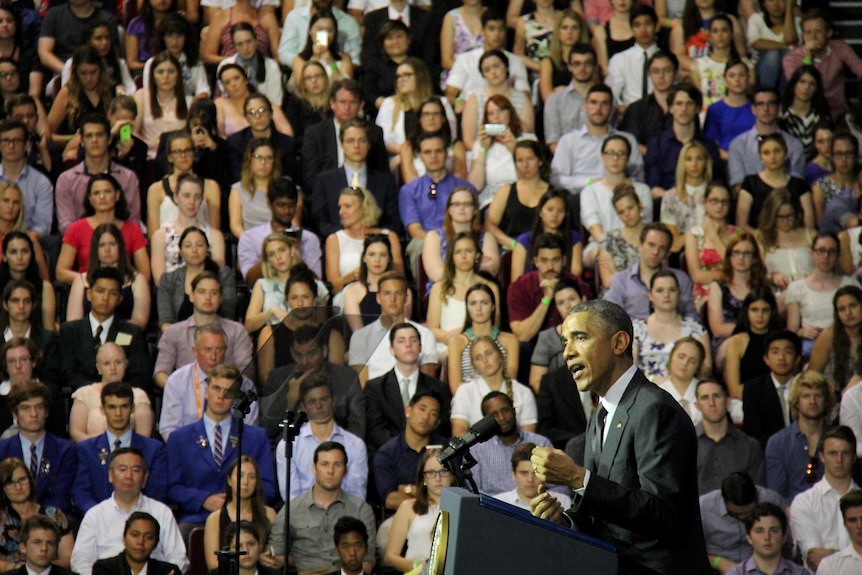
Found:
[0,0,861,574]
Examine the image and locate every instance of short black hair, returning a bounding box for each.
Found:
[409,390,442,409]
[79,112,111,135]
[124,511,160,544]
[763,329,802,357]
[648,50,678,72]
[267,178,299,204]
[333,516,368,546]
[533,232,565,254]
[587,83,613,100]
[668,82,703,109]
[630,5,657,25]
[389,322,421,346]
[721,472,757,506]
[109,446,148,473]
[823,425,857,456]
[89,266,124,290]
[480,390,513,415]
[840,489,862,519]
[481,9,505,28]
[101,381,134,405]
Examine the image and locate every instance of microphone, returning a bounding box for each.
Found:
[438,414,501,465]
[232,388,258,416]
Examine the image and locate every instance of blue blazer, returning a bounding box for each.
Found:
[166,419,276,522]
[0,433,77,512]
[73,432,168,513]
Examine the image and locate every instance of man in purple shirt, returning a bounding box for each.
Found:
[398,132,474,278]
[55,114,141,234]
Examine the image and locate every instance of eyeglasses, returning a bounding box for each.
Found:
[0,70,17,79]
[245,106,271,117]
[3,477,27,487]
[427,182,437,200]
[304,73,326,82]
[422,469,451,479]
[731,250,754,258]
[707,198,731,206]
[813,248,839,257]
[775,213,795,221]
[0,137,24,146]
[602,150,628,159]
[253,154,275,163]
[832,151,856,160]
[170,148,194,156]
[804,457,818,484]
[396,72,414,81]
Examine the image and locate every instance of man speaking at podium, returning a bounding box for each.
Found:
[530,300,709,575]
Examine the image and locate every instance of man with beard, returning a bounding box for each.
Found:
[530,299,709,575]
[544,44,598,155]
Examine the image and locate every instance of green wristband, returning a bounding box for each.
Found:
[541,297,551,306]
[711,557,721,569]
[510,240,517,249]
[802,58,812,65]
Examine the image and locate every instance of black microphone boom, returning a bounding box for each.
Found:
[438,414,501,465]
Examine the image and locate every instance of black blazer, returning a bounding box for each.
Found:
[300,118,387,194]
[365,370,450,452]
[572,370,710,575]
[226,127,298,183]
[93,552,179,575]
[362,6,433,66]
[58,318,150,391]
[537,367,588,449]
[5,565,78,575]
[310,166,401,237]
[742,373,787,450]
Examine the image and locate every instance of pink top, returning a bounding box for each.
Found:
[584,0,653,26]
[62,219,148,273]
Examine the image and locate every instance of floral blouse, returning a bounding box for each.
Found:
[0,504,69,563]
[633,317,707,382]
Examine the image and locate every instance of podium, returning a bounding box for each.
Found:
[429,487,617,575]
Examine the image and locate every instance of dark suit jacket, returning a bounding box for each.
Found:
[260,362,365,440]
[570,370,710,575]
[0,432,77,511]
[365,370,450,452]
[93,552,179,575]
[300,119,387,194]
[362,6,434,66]
[537,367,588,449]
[166,418,276,523]
[226,127,298,183]
[58,318,150,392]
[5,564,78,575]
[73,431,168,513]
[742,373,787,450]
[309,166,401,237]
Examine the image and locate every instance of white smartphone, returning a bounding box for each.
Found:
[485,124,506,136]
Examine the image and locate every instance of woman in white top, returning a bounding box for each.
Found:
[68,347,153,443]
[384,449,453,573]
[150,173,226,284]
[461,49,534,151]
[656,337,706,425]
[450,335,536,437]
[146,130,221,238]
[580,134,653,267]
[746,0,798,91]
[134,52,190,159]
[324,186,403,297]
[786,232,858,357]
[427,233,501,359]
[660,140,712,254]
[377,58,453,171]
[217,23,283,107]
[467,94,533,209]
[757,188,815,306]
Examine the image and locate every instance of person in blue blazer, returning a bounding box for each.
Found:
[166,364,276,525]
[74,382,167,513]
[0,381,76,512]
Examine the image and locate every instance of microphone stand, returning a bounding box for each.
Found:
[442,451,480,495]
[280,409,307,575]
[215,386,257,575]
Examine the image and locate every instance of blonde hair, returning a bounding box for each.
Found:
[0,182,25,232]
[673,141,713,204]
[788,370,835,420]
[339,186,381,227]
[260,233,300,279]
[548,10,589,69]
